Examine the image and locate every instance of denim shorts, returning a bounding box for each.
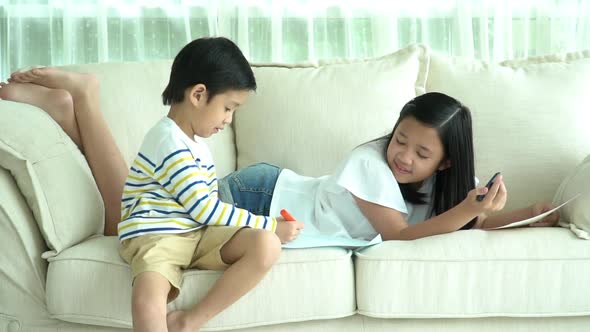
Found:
[218,162,282,216]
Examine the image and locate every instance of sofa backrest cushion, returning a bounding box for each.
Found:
[0,102,104,256]
[234,44,429,177]
[426,50,590,211]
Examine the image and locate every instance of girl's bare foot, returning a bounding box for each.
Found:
[167,310,200,332]
[9,67,97,100]
[0,81,83,149]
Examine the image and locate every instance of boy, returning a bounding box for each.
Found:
[118,37,303,331]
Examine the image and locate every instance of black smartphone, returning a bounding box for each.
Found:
[476,172,501,201]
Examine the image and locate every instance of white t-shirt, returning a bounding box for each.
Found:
[269,140,434,242]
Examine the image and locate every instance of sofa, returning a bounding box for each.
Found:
[1,44,590,332]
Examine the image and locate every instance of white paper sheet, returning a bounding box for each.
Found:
[282,233,382,249]
[491,194,581,229]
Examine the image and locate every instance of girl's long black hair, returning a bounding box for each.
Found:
[374,92,477,229]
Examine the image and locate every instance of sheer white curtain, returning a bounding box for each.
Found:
[1,0,589,79]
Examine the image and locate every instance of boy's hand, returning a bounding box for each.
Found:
[463,175,507,214]
[275,217,304,244]
[528,202,560,227]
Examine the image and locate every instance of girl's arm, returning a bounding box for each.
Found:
[354,195,479,240]
[474,208,531,229]
[475,202,559,229]
[354,175,507,240]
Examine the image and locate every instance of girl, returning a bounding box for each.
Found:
[1,71,557,243]
[218,92,560,242]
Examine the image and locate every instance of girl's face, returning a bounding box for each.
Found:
[386,116,449,185]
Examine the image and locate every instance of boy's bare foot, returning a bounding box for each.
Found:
[167,310,200,332]
[0,81,83,149]
[9,67,98,100]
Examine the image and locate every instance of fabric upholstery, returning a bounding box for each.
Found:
[0,102,104,256]
[235,45,429,177]
[356,228,590,318]
[46,237,355,329]
[425,50,590,212]
[553,154,590,239]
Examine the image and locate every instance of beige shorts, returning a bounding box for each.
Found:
[119,226,243,301]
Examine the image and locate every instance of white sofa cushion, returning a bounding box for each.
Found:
[426,50,590,211]
[46,237,355,329]
[355,228,590,318]
[0,102,104,256]
[553,154,590,239]
[235,44,429,177]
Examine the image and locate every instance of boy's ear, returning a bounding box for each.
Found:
[189,84,207,105]
[438,159,451,171]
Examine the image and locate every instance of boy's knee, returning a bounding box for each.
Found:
[132,272,172,311]
[249,230,281,269]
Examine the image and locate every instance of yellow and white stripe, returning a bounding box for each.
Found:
[117,117,277,241]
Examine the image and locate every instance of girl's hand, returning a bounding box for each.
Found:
[528,202,560,227]
[275,216,304,244]
[463,175,507,214]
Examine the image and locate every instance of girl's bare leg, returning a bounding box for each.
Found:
[0,82,82,149]
[8,68,129,236]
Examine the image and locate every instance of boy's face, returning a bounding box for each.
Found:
[190,86,249,138]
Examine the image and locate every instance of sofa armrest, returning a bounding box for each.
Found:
[0,167,52,323]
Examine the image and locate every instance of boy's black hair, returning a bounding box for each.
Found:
[162,37,256,105]
[371,92,477,229]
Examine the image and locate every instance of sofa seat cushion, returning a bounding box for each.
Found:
[46,236,355,329]
[355,228,590,318]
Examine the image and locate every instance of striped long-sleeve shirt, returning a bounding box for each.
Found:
[118,117,277,241]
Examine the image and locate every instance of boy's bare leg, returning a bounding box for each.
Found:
[9,68,128,236]
[132,272,172,332]
[167,229,281,332]
[0,82,82,149]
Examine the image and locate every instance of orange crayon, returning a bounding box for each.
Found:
[280,209,296,222]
